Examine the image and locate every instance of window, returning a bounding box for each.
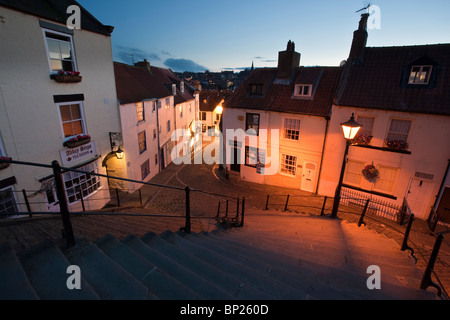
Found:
[201,112,207,121]
[374,166,398,193]
[283,118,301,140]
[179,105,183,118]
[408,65,432,84]
[280,154,297,176]
[152,101,156,112]
[63,162,101,204]
[294,84,312,98]
[356,116,374,137]
[0,136,6,157]
[153,129,156,140]
[386,119,411,143]
[0,187,19,215]
[138,131,147,154]
[155,154,158,166]
[172,84,177,95]
[44,30,76,72]
[216,113,220,121]
[141,159,150,180]
[344,160,364,186]
[136,102,144,122]
[245,146,258,167]
[250,84,263,95]
[245,113,260,136]
[58,102,86,140]
[165,98,171,108]
[181,82,185,93]
[167,120,171,132]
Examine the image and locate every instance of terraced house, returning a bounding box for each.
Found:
[0,0,121,213]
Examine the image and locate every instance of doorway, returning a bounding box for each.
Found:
[301,161,316,192]
[406,178,434,219]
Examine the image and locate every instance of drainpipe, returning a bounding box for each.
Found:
[315,115,330,194]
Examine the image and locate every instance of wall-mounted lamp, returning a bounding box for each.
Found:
[115,146,124,159]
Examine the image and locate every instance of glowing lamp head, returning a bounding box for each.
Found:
[340,113,362,140]
[115,146,124,159]
[214,105,223,115]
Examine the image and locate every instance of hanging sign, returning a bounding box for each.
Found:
[60,141,96,166]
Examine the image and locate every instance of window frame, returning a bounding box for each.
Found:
[42,28,77,73]
[136,102,145,123]
[57,101,87,141]
[386,118,412,144]
[62,161,101,204]
[283,118,301,141]
[250,84,263,95]
[138,131,147,154]
[280,153,297,177]
[245,113,260,136]
[245,146,258,168]
[0,186,19,214]
[141,159,150,180]
[408,65,433,85]
[294,84,312,98]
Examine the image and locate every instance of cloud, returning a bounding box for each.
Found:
[164,58,207,72]
[114,45,161,64]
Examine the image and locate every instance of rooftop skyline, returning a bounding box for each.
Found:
[77,0,450,72]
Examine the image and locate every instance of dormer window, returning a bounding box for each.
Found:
[250,84,263,95]
[172,84,177,95]
[294,84,312,98]
[408,65,432,85]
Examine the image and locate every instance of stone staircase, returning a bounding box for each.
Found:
[0,214,438,300]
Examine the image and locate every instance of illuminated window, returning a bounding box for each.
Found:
[136,102,144,122]
[344,160,364,186]
[284,118,301,140]
[138,131,147,154]
[408,65,432,84]
[245,113,260,136]
[44,30,76,72]
[280,154,297,176]
[58,102,86,140]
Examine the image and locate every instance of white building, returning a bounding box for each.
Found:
[110,60,198,192]
[0,0,121,214]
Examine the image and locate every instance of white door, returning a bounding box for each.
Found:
[301,161,316,192]
[406,178,434,219]
[45,187,60,212]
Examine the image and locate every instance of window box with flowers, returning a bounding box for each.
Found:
[63,135,91,148]
[50,71,82,83]
[353,134,373,145]
[362,163,379,181]
[384,139,408,150]
[0,157,11,170]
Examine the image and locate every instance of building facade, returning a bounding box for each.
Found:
[0,0,121,214]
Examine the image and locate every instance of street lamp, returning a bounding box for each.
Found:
[330,113,362,218]
[115,146,124,159]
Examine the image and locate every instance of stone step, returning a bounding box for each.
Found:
[0,242,38,300]
[163,230,315,299]
[65,242,153,300]
[19,241,99,300]
[94,234,201,300]
[187,231,364,299]
[122,234,232,300]
[141,231,269,299]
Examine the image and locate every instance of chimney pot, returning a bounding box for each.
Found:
[348,14,369,61]
[135,60,151,71]
[276,41,300,82]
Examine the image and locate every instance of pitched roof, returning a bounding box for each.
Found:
[0,0,114,35]
[336,44,450,115]
[113,62,195,105]
[225,67,342,117]
[200,91,232,112]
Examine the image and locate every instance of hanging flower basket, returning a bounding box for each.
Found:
[63,135,91,148]
[354,134,373,145]
[384,139,408,150]
[0,157,11,170]
[50,71,82,83]
[362,163,379,180]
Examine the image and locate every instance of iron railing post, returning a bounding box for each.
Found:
[420,233,443,296]
[236,197,239,221]
[115,188,120,207]
[216,201,221,218]
[358,199,370,227]
[401,214,416,261]
[22,189,32,217]
[265,194,269,210]
[79,190,85,212]
[320,196,327,216]
[284,194,290,212]
[52,160,75,248]
[184,186,191,234]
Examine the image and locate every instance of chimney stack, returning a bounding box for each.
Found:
[348,13,369,61]
[135,59,151,71]
[276,40,300,82]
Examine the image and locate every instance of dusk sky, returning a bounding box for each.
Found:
[77,0,450,72]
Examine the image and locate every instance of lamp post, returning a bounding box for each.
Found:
[330,113,362,218]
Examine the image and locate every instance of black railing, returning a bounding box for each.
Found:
[0,158,245,248]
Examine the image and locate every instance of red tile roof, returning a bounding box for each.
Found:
[336,44,450,115]
[225,67,342,117]
[113,62,195,105]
